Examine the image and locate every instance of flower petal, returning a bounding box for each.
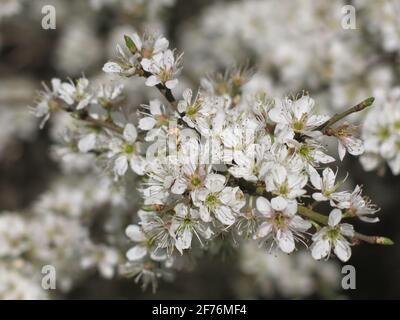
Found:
[125,225,146,242]
[276,229,295,253]
[126,245,147,261]
[123,123,137,143]
[328,209,342,227]
[334,237,352,262]
[311,238,331,260]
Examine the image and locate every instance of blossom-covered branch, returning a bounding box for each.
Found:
[30,32,393,292]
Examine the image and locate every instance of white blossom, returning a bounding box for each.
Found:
[255,196,311,253]
[311,209,354,262]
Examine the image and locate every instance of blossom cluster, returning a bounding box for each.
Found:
[0,175,125,299]
[30,31,391,292]
[179,0,400,177]
[360,88,400,175]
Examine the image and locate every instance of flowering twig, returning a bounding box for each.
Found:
[317,97,375,132]
[298,205,393,245]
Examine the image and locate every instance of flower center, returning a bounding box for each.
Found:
[293,120,304,131]
[299,145,314,161]
[159,68,171,82]
[278,182,289,196]
[124,143,135,154]
[271,212,288,229]
[205,193,220,207]
[186,101,201,118]
[155,114,168,127]
[326,227,340,240]
[190,176,202,188]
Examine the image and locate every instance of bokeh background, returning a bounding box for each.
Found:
[0,0,399,299]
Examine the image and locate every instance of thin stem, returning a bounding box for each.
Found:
[298,206,328,224]
[142,70,178,111]
[80,114,123,134]
[353,232,394,245]
[298,206,393,245]
[317,97,375,131]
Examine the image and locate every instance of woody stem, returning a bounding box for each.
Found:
[317,97,375,131]
[298,206,393,245]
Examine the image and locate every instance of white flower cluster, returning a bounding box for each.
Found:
[178,0,400,141]
[239,242,340,298]
[0,175,126,299]
[30,32,390,292]
[103,33,182,89]
[360,88,400,175]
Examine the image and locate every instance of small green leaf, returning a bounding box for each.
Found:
[124,35,137,54]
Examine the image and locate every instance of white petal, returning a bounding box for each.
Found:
[268,106,287,124]
[340,223,355,237]
[308,166,322,189]
[311,238,331,260]
[271,196,288,211]
[114,155,128,176]
[214,206,235,225]
[313,150,335,163]
[293,96,313,119]
[123,123,137,142]
[205,174,226,193]
[199,206,211,222]
[166,79,178,89]
[322,167,336,190]
[174,203,188,218]
[338,141,346,161]
[154,37,169,53]
[388,155,400,175]
[289,215,311,232]
[145,75,161,87]
[140,58,152,72]
[359,153,381,171]
[328,209,342,227]
[256,222,273,238]
[182,88,192,103]
[171,179,187,194]
[125,225,146,242]
[126,245,147,261]
[312,192,328,202]
[307,114,329,127]
[163,50,174,66]
[256,196,273,216]
[272,165,287,184]
[284,200,298,216]
[149,99,162,115]
[276,229,295,253]
[102,62,122,73]
[131,33,142,51]
[78,133,96,152]
[175,228,192,254]
[76,96,91,110]
[334,238,352,262]
[129,156,145,175]
[345,137,364,156]
[139,117,157,130]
